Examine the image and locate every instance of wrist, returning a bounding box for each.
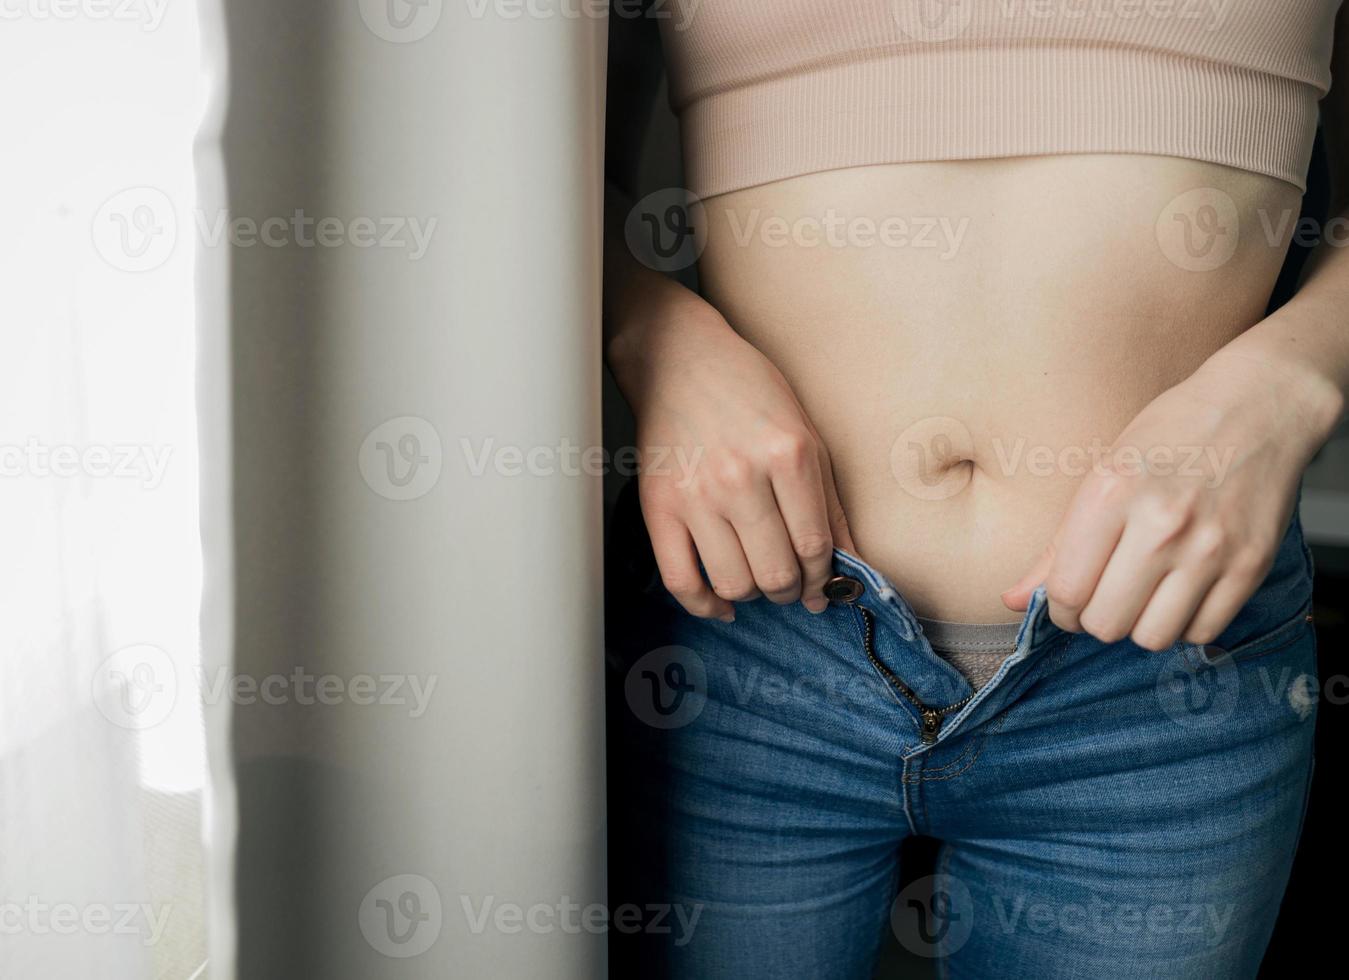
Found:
[1199,343,1344,454]
[603,311,653,392]
[604,291,731,410]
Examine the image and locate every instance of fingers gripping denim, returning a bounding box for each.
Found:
[606,506,1317,980]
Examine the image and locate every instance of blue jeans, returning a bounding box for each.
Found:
[606,492,1317,979]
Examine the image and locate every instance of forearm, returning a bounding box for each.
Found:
[602,183,726,410]
[1200,212,1349,454]
[603,184,681,357]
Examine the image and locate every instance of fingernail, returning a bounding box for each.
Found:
[718,611,736,623]
[804,598,828,614]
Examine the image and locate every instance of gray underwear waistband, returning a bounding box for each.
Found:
[917,617,1022,655]
[916,618,1021,689]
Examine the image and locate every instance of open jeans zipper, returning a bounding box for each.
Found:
[855,604,974,744]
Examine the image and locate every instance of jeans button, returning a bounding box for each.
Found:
[823,575,864,604]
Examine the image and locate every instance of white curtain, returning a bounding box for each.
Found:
[1,6,210,980]
[2,5,606,978]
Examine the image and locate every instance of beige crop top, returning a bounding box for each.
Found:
[656,1,1342,197]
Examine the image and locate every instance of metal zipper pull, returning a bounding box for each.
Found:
[854,604,969,747]
[920,709,942,744]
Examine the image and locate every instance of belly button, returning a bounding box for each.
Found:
[889,416,976,502]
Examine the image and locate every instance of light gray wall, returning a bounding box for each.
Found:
[199,4,608,977]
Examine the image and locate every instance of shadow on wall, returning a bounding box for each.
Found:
[217,4,350,976]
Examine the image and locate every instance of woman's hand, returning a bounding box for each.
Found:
[611,300,855,622]
[1001,348,1336,650]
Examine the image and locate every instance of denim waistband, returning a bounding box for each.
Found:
[830,548,924,640]
[828,547,1067,749]
[826,504,1311,751]
[831,548,1059,655]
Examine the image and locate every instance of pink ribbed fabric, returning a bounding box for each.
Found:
[656,0,1341,197]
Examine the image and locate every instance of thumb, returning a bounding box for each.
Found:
[1001,543,1055,612]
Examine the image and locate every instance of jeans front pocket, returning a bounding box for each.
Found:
[1199,510,1315,663]
[1194,601,1316,669]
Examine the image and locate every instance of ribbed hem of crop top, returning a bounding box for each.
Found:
[676,45,1326,198]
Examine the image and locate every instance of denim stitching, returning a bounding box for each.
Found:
[907,724,982,778]
[914,642,1061,774]
[936,631,1075,743]
[915,712,1010,783]
[1229,621,1314,666]
[1222,601,1314,663]
[914,749,937,830]
[916,635,1077,783]
[834,550,919,640]
[899,755,920,836]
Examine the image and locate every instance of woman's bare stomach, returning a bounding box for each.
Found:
[696,155,1301,622]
